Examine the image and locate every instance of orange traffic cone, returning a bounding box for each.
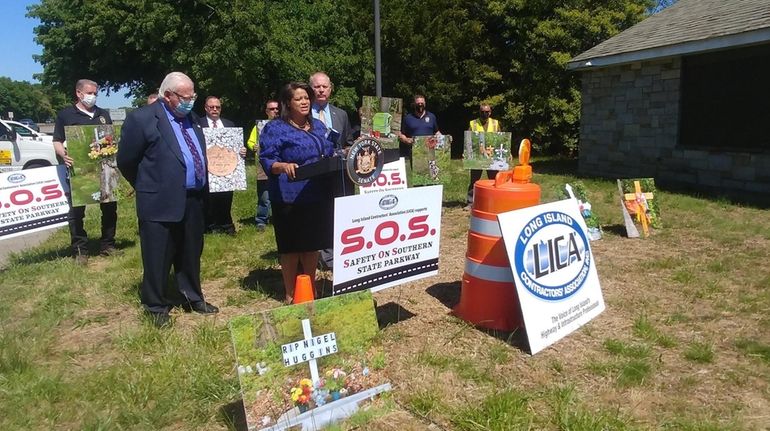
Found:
[293,274,315,304]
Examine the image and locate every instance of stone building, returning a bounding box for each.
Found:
[568,0,770,201]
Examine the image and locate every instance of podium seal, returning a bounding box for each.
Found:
[346,137,384,186]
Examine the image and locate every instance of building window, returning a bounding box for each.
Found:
[680,43,770,151]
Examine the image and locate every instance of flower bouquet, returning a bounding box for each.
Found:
[290,378,313,413]
[324,368,348,401]
[88,134,117,160]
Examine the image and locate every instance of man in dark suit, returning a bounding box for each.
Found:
[118,71,218,328]
[309,72,353,150]
[309,72,354,270]
[198,96,238,235]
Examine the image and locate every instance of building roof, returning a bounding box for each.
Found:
[568,0,770,70]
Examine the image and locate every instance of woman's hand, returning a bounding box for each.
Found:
[273,161,299,180]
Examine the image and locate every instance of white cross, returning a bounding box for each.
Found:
[281,319,338,385]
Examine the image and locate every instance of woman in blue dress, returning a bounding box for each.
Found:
[259,82,335,302]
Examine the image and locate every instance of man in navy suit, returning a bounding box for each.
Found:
[118,71,218,328]
[198,96,240,235]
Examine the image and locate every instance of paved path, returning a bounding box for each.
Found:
[0,230,54,269]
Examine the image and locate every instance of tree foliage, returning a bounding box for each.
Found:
[0,77,68,122]
[28,0,651,154]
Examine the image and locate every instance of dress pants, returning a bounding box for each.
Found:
[68,201,117,254]
[467,169,499,204]
[139,191,205,313]
[205,191,235,233]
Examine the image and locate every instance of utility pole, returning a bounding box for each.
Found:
[374,0,382,97]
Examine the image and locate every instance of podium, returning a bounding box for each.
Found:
[294,148,400,181]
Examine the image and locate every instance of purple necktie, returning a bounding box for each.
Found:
[176,118,205,183]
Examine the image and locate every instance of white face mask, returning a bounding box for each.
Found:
[80,93,97,108]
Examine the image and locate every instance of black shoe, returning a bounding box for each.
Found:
[181,301,219,315]
[99,246,118,256]
[146,311,171,328]
[256,223,266,232]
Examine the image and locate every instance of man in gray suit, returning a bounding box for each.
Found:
[309,72,353,270]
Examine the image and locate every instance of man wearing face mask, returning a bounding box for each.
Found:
[466,103,501,208]
[398,95,440,165]
[52,79,116,265]
[118,71,218,328]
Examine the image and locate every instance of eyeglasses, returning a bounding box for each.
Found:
[206,106,221,110]
[267,107,279,111]
[172,91,197,103]
[480,110,491,114]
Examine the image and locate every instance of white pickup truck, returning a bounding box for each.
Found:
[0,120,59,173]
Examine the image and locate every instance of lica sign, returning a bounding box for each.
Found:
[498,199,605,355]
[514,211,591,301]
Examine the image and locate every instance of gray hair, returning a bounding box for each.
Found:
[75,79,98,91]
[158,72,193,95]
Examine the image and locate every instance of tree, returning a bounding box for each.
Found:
[29,0,651,154]
[380,0,652,154]
[28,0,373,126]
[0,77,68,121]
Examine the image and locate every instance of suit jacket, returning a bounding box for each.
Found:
[118,102,208,222]
[198,116,235,128]
[328,104,353,148]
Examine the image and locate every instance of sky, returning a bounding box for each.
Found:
[0,1,132,109]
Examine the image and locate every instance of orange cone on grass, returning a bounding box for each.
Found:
[293,274,315,304]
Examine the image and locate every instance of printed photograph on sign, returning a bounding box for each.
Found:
[203,127,246,192]
[229,290,390,431]
[497,199,605,355]
[64,125,130,206]
[411,135,456,186]
[333,185,442,295]
[462,131,512,171]
[0,165,70,240]
[617,178,660,238]
[360,96,403,149]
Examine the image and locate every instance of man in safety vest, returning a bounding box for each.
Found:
[466,103,500,208]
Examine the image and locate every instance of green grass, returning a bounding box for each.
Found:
[735,338,770,363]
[633,313,677,348]
[683,341,715,364]
[2,157,770,430]
[450,389,532,431]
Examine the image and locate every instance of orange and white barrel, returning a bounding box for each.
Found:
[454,141,540,331]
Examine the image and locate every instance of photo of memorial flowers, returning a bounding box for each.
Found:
[229,290,387,429]
[64,125,131,206]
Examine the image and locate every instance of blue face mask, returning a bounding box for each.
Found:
[175,100,194,116]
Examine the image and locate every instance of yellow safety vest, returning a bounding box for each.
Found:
[469,118,500,132]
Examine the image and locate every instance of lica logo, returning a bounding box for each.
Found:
[8,173,26,183]
[379,195,398,210]
[514,211,591,301]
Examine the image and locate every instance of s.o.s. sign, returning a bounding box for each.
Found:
[498,199,605,355]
